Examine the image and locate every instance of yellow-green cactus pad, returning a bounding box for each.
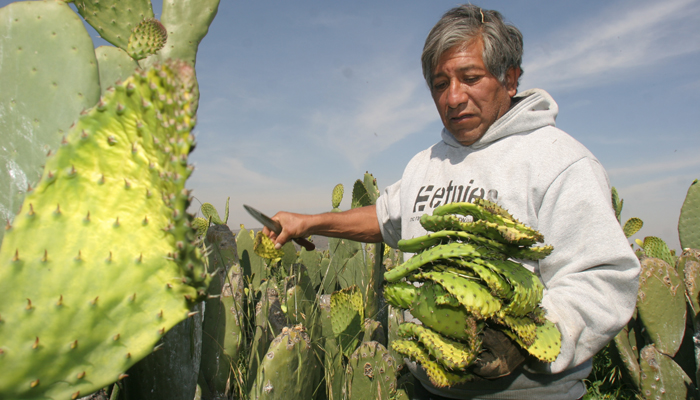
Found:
[253,231,284,259]
[502,319,561,362]
[397,323,479,370]
[392,340,475,388]
[332,183,344,209]
[0,61,207,400]
[127,18,167,61]
[413,270,502,319]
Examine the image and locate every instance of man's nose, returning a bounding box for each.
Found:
[446,80,468,108]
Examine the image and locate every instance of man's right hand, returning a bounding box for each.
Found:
[261,205,383,249]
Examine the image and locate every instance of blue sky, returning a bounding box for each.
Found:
[4,0,699,251]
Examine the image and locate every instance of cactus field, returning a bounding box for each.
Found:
[0,1,699,400]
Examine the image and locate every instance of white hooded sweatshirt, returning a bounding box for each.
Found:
[375,88,640,399]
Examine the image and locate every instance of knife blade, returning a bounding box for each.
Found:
[243,204,315,251]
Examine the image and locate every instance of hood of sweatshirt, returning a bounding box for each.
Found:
[441,88,559,150]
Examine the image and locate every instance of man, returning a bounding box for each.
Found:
[265,5,640,399]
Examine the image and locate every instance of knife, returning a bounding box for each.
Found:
[243,204,316,251]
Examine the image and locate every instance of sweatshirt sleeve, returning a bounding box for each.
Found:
[376,179,403,249]
[534,157,640,374]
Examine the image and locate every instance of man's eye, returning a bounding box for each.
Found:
[464,76,481,84]
[432,81,448,90]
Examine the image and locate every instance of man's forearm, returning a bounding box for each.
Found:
[304,205,383,243]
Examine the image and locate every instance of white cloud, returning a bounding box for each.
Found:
[607,154,700,178]
[308,58,438,168]
[521,0,700,91]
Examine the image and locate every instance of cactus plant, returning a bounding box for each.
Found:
[344,341,397,400]
[0,0,101,241]
[0,61,207,400]
[679,179,700,250]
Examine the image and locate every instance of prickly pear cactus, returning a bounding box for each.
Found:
[344,341,397,400]
[332,183,344,211]
[679,179,700,250]
[637,257,686,356]
[0,62,207,400]
[248,325,321,400]
[0,0,101,241]
[73,0,155,52]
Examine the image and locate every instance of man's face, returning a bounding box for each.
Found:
[430,38,520,146]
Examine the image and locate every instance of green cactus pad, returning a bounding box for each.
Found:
[439,259,513,300]
[384,242,486,282]
[331,285,364,357]
[421,214,542,246]
[0,0,101,242]
[150,0,221,67]
[501,319,561,362]
[385,282,482,342]
[73,0,155,51]
[637,257,687,357]
[192,216,210,238]
[96,46,140,97]
[612,319,642,389]
[383,282,418,309]
[413,270,502,319]
[642,236,675,267]
[398,323,479,370]
[611,187,623,223]
[0,62,206,399]
[391,340,475,388]
[431,201,543,243]
[398,230,552,260]
[679,179,700,250]
[248,325,320,400]
[127,18,168,60]
[470,258,544,317]
[345,341,397,400]
[351,179,370,209]
[679,249,700,327]
[639,344,696,399]
[331,183,344,209]
[622,217,643,239]
[201,198,230,226]
[493,314,537,346]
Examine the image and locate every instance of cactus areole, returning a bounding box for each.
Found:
[0,62,209,400]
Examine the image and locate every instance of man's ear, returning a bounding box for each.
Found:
[505,67,521,97]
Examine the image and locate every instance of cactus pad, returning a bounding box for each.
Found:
[637,257,686,357]
[397,323,479,370]
[0,0,101,242]
[679,179,700,250]
[413,270,502,319]
[331,285,364,357]
[639,344,696,399]
[0,62,206,399]
[501,319,561,362]
[641,236,675,267]
[253,231,284,260]
[95,46,140,96]
[622,217,643,239]
[127,18,167,61]
[391,340,475,388]
[345,341,397,400]
[331,183,344,209]
[248,325,320,400]
[73,0,155,52]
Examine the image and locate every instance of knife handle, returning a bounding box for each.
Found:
[293,237,316,251]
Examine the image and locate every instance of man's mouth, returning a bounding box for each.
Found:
[451,113,475,123]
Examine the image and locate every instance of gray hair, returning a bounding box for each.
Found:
[421,4,523,87]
